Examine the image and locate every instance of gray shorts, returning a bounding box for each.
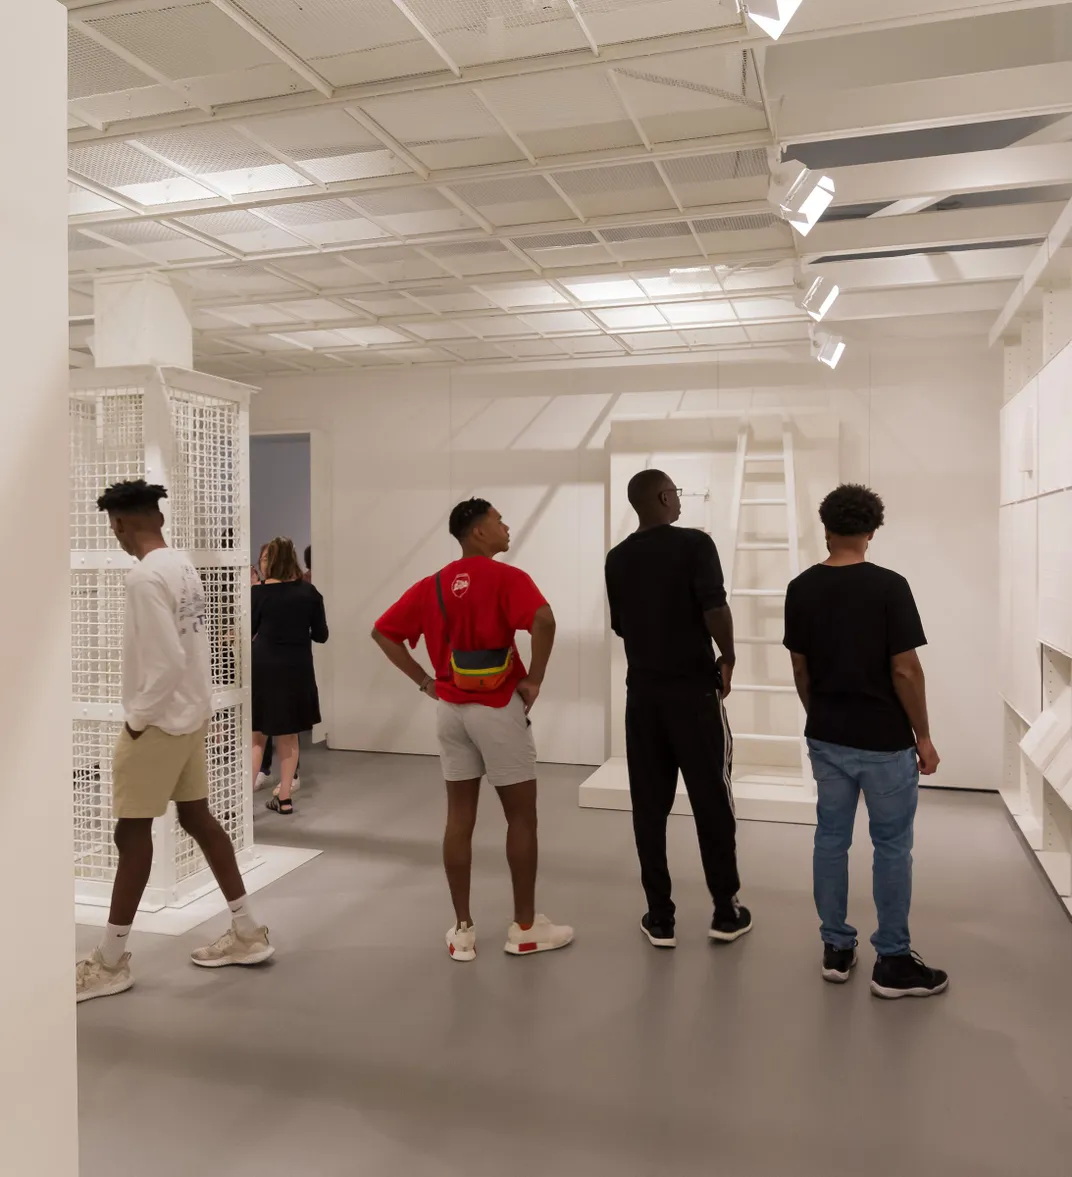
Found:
[436,692,537,788]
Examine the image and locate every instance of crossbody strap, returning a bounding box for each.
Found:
[435,571,451,645]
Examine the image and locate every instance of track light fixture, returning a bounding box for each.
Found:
[740,0,805,40]
[769,160,835,237]
[796,274,840,322]
[811,329,846,370]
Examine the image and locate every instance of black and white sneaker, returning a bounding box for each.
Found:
[641,913,677,948]
[871,951,949,999]
[708,901,753,943]
[822,944,858,984]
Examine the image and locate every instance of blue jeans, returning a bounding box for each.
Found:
[808,738,919,958]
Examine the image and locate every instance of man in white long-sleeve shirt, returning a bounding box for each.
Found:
[77,480,275,1003]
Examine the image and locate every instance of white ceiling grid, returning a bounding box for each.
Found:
[62,0,1072,375]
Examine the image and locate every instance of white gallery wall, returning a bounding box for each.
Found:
[250,337,1001,789]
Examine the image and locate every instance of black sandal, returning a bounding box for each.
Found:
[266,795,293,815]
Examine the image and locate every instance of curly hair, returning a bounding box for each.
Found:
[96,479,167,515]
[448,497,492,540]
[818,483,885,537]
[262,537,304,582]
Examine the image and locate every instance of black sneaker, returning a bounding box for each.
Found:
[708,901,753,943]
[871,951,949,999]
[641,913,677,949]
[822,944,858,984]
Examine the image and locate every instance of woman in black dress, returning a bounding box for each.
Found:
[251,537,328,814]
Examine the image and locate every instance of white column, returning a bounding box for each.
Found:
[92,272,194,368]
[0,2,79,1174]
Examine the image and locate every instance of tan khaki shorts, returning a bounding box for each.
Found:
[436,692,537,788]
[112,724,209,819]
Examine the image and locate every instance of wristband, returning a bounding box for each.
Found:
[420,675,433,692]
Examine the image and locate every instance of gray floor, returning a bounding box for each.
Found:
[77,750,1072,1177]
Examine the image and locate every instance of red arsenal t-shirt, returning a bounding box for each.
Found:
[375,556,548,708]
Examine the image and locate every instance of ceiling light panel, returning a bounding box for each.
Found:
[84,4,278,80]
[360,89,522,170]
[337,325,412,345]
[562,277,645,302]
[732,296,801,321]
[593,305,668,329]
[637,271,722,298]
[459,315,535,337]
[244,109,409,183]
[576,0,742,44]
[68,183,124,217]
[133,127,313,196]
[623,329,689,350]
[478,283,570,309]
[67,27,159,99]
[657,300,736,326]
[400,0,590,68]
[520,310,601,333]
[477,73,643,155]
[451,175,574,226]
[68,141,217,205]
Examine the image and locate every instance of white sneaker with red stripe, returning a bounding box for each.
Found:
[446,921,476,962]
[504,914,574,956]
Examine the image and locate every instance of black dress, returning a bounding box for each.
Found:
[251,581,329,736]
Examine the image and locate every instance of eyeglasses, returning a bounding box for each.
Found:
[662,487,683,498]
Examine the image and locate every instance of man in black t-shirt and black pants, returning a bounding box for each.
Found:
[784,484,947,999]
[606,469,751,949]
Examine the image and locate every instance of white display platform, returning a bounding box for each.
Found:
[579,757,817,825]
[75,844,320,935]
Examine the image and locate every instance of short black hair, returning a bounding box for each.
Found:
[449,498,492,540]
[96,479,168,516]
[627,468,671,510]
[819,483,885,536]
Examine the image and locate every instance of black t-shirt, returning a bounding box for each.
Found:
[605,526,727,691]
[783,562,926,752]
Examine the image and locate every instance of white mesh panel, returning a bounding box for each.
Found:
[172,707,244,882]
[71,371,252,898]
[70,389,145,551]
[166,387,240,553]
[73,719,122,884]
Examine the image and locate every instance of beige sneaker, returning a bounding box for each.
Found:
[76,948,133,1003]
[446,921,476,962]
[504,914,574,956]
[190,921,275,969]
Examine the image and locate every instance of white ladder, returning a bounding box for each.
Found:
[724,419,808,775]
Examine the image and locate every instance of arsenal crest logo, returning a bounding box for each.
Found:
[452,573,471,598]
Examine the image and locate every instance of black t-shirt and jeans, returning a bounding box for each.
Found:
[606,526,739,921]
[783,562,926,957]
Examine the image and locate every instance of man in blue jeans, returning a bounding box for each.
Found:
[784,484,948,999]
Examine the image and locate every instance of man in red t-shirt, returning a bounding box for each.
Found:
[372,498,573,962]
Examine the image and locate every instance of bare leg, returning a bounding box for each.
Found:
[444,779,481,925]
[176,799,245,902]
[496,780,538,927]
[108,819,155,925]
[275,734,300,802]
[251,731,267,788]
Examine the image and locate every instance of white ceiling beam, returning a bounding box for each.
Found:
[563,0,601,56]
[828,282,1014,323]
[802,201,1066,258]
[386,0,461,77]
[816,244,1038,291]
[829,142,1072,208]
[68,169,145,215]
[990,194,1072,342]
[341,105,429,179]
[69,349,94,368]
[776,62,1072,143]
[67,128,772,229]
[206,0,334,98]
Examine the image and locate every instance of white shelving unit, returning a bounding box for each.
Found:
[70,365,258,911]
[999,334,1072,916]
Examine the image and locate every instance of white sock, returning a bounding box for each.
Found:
[99,923,131,967]
[228,896,258,937]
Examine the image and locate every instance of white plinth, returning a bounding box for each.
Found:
[579,757,817,825]
[75,844,320,936]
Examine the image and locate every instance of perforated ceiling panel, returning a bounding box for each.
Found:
[400,0,590,67]
[362,89,506,146]
[232,0,423,60]
[67,27,157,100]
[69,141,180,188]
[577,0,742,43]
[85,3,279,80]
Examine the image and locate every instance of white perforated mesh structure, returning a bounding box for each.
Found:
[70,366,256,908]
